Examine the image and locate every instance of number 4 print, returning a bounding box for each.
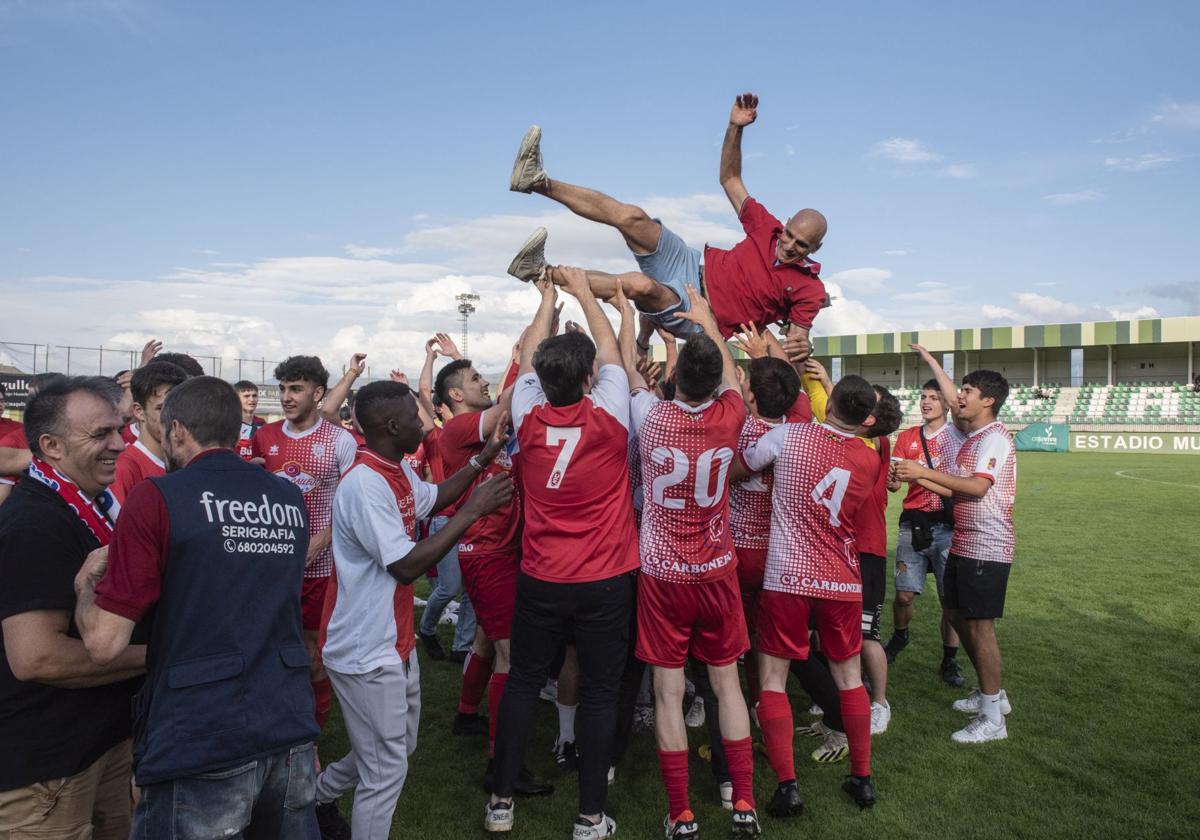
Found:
[811,467,851,526]
[545,427,582,489]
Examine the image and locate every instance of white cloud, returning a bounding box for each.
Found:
[344,243,403,259]
[882,249,909,256]
[937,163,977,179]
[1103,153,1176,172]
[1151,100,1200,129]
[869,138,941,164]
[824,267,892,294]
[815,281,897,335]
[1041,188,1103,205]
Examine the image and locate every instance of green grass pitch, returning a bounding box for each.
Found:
[318,452,1200,838]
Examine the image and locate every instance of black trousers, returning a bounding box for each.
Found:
[494,570,635,814]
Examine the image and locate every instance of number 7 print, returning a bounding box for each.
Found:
[545,427,582,489]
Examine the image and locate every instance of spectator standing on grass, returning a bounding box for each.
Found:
[74,376,322,838]
[0,376,145,838]
[894,345,1016,744]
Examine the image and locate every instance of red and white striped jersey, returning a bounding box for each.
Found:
[949,421,1016,563]
[729,415,783,550]
[631,388,745,584]
[742,422,879,602]
[252,417,357,577]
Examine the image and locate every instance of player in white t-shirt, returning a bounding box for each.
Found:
[317,380,512,839]
[893,345,1016,744]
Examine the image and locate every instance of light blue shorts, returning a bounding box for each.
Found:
[634,221,705,338]
[894,522,953,597]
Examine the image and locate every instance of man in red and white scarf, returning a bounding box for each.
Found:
[0,375,145,838]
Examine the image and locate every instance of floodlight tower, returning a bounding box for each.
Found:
[456,292,480,356]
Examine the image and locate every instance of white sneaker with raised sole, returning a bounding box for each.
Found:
[573,813,617,840]
[951,714,1008,744]
[870,700,891,735]
[507,228,549,283]
[485,800,514,833]
[952,688,1012,716]
[811,729,849,763]
[510,125,547,193]
[808,703,823,716]
[796,719,833,738]
[719,781,733,810]
[684,697,705,728]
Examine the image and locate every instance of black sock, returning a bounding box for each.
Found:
[895,627,909,641]
[943,645,958,661]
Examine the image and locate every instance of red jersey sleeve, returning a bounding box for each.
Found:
[739,197,781,235]
[95,480,169,621]
[785,273,827,331]
[439,412,485,467]
[501,359,520,392]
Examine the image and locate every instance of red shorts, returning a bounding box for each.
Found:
[301,575,331,632]
[635,572,749,668]
[756,590,862,663]
[458,549,518,642]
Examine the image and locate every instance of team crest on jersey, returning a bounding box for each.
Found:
[987,457,997,470]
[277,461,318,493]
[707,513,725,544]
[269,445,279,455]
[313,443,326,458]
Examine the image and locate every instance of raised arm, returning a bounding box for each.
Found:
[320,352,367,423]
[416,340,440,421]
[911,343,962,425]
[520,279,561,375]
[719,92,757,215]
[559,266,620,367]
[607,280,643,388]
[677,286,739,392]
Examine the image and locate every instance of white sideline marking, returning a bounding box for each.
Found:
[1114,470,1200,490]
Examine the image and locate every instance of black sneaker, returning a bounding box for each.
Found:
[483,760,556,797]
[940,657,965,687]
[315,800,352,840]
[553,738,578,771]
[842,774,877,809]
[766,780,804,818]
[883,633,909,664]
[419,630,446,660]
[449,649,468,664]
[453,711,488,736]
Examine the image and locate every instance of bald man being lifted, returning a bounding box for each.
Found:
[508,92,828,361]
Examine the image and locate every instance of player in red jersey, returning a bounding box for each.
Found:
[883,377,968,686]
[893,346,1016,744]
[111,362,189,504]
[738,374,889,814]
[506,94,826,360]
[626,286,758,839]
[251,355,357,736]
[484,268,638,838]
[232,380,268,461]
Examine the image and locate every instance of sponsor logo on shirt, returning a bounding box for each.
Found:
[656,550,732,576]
[198,490,305,554]
[277,461,318,494]
[313,443,326,458]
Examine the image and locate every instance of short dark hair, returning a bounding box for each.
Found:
[828,374,877,427]
[154,352,205,378]
[921,378,940,393]
[354,380,414,431]
[160,377,241,448]
[233,380,258,393]
[435,359,473,405]
[131,361,188,407]
[274,355,329,389]
[27,372,67,398]
[674,334,723,402]
[962,369,1009,414]
[24,376,122,458]
[533,332,596,407]
[868,385,903,439]
[748,358,800,418]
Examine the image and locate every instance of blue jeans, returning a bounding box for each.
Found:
[132,742,319,840]
[417,516,477,651]
[894,522,954,597]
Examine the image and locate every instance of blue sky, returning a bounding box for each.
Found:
[2,0,1198,376]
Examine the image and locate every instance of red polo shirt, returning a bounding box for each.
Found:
[704,197,826,338]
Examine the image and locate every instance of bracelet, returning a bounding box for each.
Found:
[469,455,484,473]
[636,340,651,353]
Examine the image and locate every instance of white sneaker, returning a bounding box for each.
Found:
[952,688,1012,716]
[870,700,891,735]
[811,729,848,763]
[485,800,514,833]
[507,227,549,282]
[439,611,458,626]
[684,697,706,728]
[951,714,1008,744]
[808,703,823,716]
[510,125,547,193]
[719,781,733,810]
[573,813,617,840]
[413,596,428,608]
[607,765,616,785]
[539,678,558,703]
[796,719,833,738]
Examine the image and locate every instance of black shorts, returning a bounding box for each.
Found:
[943,554,1010,619]
[859,553,886,642]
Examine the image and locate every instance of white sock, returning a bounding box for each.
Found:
[980,691,1003,725]
[557,701,578,743]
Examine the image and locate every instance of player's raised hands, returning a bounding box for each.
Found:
[390,370,408,385]
[435,332,463,360]
[732,322,769,359]
[909,342,935,361]
[782,331,812,364]
[139,339,163,366]
[348,352,368,376]
[481,410,511,463]
[676,286,720,337]
[556,265,592,299]
[465,473,514,517]
[565,320,586,335]
[730,92,759,127]
[636,355,662,390]
[803,358,832,389]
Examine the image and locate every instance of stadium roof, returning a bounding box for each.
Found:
[811,316,1200,358]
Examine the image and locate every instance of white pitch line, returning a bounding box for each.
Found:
[1114,469,1200,490]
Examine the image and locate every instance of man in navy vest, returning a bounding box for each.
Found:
[74,376,321,839]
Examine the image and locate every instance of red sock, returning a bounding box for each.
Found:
[312,676,332,730]
[487,672,508,757]
[656,749,691,821]
[457,652,493,715]
[722,737,755,808]
[756,690,795,784]
[839,685,872,777]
